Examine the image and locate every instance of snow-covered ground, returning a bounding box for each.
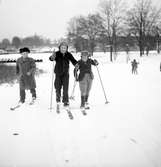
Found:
[0,51,161,167]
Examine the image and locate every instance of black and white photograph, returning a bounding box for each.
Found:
[0,0,161,166]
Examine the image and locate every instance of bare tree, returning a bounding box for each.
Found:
[98,0,126,61]
[12,36,21,49]
[126,0,161,56]
[80,13,104,54]
[67,14,104,54]
[1,38,10,49]
[21,35,48,47]
[67,16,86,52]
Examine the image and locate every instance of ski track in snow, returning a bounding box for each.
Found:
[0,51,161,167]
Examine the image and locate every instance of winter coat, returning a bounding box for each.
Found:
[16,57,36,89]
[75,59,97,81]
[49,51,77,75]
[131,60,139,68]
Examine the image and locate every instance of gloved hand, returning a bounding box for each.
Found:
[75,63,79,70]
[49,50,56,61]
[94,59,99,65]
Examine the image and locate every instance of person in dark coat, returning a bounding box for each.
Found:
[16,47,36,104]
[131,59,139,74]
[49,42,77,107]
[74,51,98,109]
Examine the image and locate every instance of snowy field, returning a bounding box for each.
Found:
[0,51,161,167]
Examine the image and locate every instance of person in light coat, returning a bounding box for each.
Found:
[16,47,36,104]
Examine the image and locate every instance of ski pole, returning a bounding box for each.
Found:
[49,51,55,111]
[69,79,77,100]
[96,66,109,104]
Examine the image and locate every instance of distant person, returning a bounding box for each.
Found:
[125,44,130,63]
[16,47,37,105]
[74,50,99,110]
[131,59,139,74]
[145,43,150,56]
[49,42,77,110]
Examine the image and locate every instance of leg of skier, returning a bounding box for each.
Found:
[54,75,62,113]
[29,89,36,105]
[10,88,25,110]
[62,73,69,107]
[20,88,25,103]
[79,77,87,115]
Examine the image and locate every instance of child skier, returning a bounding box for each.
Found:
[74,51,98,111]
[131,59,139,74]
[16,47,37,105]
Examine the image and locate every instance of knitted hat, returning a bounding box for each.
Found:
[19,47,30,53]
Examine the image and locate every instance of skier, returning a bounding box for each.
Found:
[49,42,78,110]
[125,44,130,63]
[16,47,37,105]
[74,50,98,110]
[131,59,139,74]
[145,42,150,56]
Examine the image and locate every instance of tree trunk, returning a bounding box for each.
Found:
[110,45,113,62]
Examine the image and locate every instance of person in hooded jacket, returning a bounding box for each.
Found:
[49,42,78,107]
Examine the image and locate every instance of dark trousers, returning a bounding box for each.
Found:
[20,88,36,103]
[132,66,138,74]
[54,73,69,103]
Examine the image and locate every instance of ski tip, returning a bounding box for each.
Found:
[13,133,19,136]
[70,116,74,120]
[67,111,74,120]
[56,110,60,114]
[82,111,87,115]
[10,107,17,111]
[65,159,69,163]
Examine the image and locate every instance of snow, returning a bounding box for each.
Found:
[0,51,161,167]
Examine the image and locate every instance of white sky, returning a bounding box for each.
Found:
[0,0,100,41]
[0,0,160,41]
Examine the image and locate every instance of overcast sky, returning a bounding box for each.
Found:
[0,0,160,41]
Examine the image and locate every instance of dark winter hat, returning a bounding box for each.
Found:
[81,50,89,57]
[58,41,68,49]
[19,47,30,53]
